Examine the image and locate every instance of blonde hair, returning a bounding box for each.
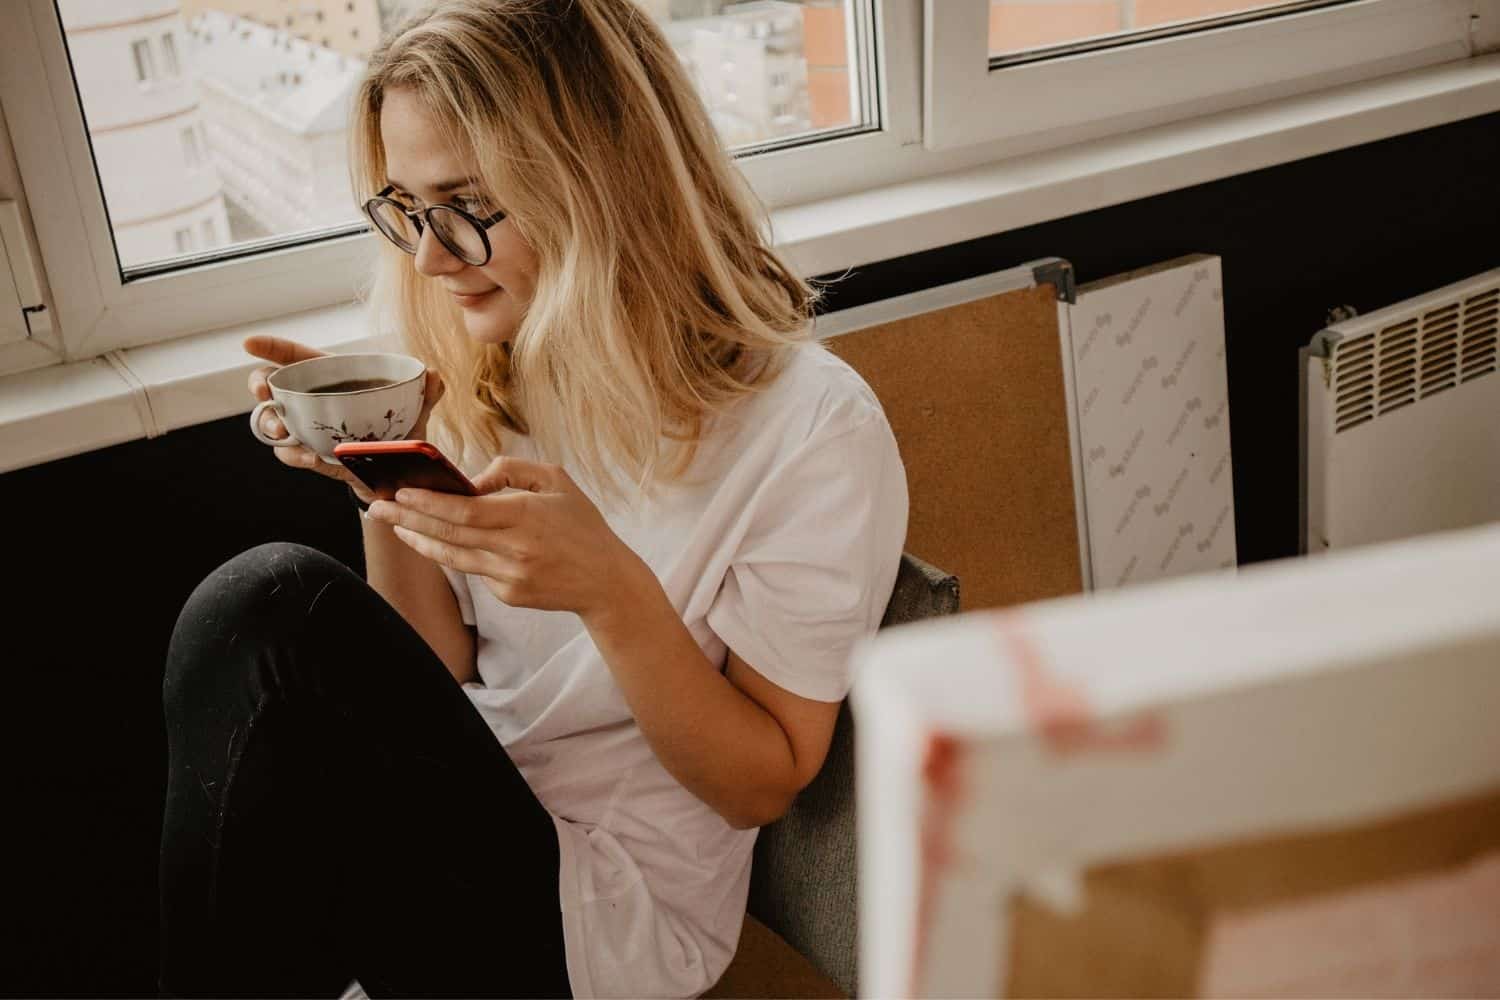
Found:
[350,0,819,501]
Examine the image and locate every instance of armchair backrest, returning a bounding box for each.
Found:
[747,553,960,997]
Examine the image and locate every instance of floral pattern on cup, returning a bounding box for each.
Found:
[311,408,408,444]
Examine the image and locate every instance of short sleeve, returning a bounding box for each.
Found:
[440,565,477,627]
[706,414,908,703]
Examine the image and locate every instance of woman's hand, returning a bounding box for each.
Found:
[244,335,444,503]
[363,456,651,625]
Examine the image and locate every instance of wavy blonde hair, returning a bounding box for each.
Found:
[350,0,819,501]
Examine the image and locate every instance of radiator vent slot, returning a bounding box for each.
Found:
[1305,267,1500,555]
[1461,288,1498,384]
[1330,287,1500,433]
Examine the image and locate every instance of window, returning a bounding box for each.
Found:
[130,39,154,82]
[986,0,1458,61]
[3,0,1488,378]
[160,31,179,75]
[927,0,1479,149]
[41,2,874,279]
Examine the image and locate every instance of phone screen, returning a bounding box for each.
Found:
[339,449,477,499]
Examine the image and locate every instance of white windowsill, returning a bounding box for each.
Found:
[3,54,1498,476]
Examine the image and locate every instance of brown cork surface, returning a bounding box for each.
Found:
[1004,789,1500,998]
[826,284,1083,611]
[704,914,846,999]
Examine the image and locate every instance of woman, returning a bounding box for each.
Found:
[159,1,907,996]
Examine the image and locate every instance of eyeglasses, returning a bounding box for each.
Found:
[362,185,508,267]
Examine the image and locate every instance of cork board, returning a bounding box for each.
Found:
[1005,789,1500,998]
[825,284,1082,611]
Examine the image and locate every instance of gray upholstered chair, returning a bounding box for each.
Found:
[706,553,961,999]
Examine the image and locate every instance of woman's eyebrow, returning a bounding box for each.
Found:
[385,177,475,194]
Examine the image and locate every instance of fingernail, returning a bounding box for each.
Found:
[394,489,411,503]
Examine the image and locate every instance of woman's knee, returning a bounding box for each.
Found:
[165,543,356,699]
[184,543,348,621]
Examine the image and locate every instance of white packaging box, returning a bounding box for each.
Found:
[1068,254,1236,589]
[853,521,1500,998]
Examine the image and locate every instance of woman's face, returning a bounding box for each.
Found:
[379,87,538,345]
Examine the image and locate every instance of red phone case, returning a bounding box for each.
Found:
[333,440,478,499]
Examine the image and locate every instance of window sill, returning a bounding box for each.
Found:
[3,53,1498,476]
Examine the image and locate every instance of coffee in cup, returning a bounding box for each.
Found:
[249,353,425,464]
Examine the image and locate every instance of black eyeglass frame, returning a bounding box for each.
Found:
[362,184,508,266]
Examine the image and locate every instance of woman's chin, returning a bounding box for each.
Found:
[462,312,518,345]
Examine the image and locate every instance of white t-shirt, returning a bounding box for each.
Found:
[442,342,907,998]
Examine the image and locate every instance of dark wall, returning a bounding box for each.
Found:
[6,109,1498,995]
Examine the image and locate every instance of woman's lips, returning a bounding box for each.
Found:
[453,287,499,308]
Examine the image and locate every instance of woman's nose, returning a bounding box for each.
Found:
[412,224,463,277]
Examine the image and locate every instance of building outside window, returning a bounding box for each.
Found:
[180,126,200,168]
[160,31,180,75]
[130,38,155,82]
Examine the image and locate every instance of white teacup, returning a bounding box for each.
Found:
[249,353,426,464]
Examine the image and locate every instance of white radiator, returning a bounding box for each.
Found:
[1302,267,1500,553]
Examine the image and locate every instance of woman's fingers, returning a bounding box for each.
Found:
[366,499,521,556]
[243,335,327,367]
[472,455,567,495]
[258,409,287,441]
[273,444,361,485]
[389,525,502,578]
[248,364,278,401]
[273,442,322,471]
[246,343,312,443]
[388,487,527,530]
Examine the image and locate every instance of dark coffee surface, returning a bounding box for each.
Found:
[308,378,395,394]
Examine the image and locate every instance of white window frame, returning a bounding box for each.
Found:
[0,0,379,371]
[0,0,1491,379]
[925,0,1482,151]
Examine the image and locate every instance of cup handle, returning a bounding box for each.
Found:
[249,398,301,447]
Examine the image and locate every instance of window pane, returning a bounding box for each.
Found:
[56,0,868,276]
[989,0,1349,60]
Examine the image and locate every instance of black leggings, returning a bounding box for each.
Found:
[159,542,572,998]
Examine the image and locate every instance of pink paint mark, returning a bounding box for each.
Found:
[993,612,1166,755]
[910,731,967,997]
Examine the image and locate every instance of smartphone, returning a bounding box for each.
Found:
[333,440,478,500]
